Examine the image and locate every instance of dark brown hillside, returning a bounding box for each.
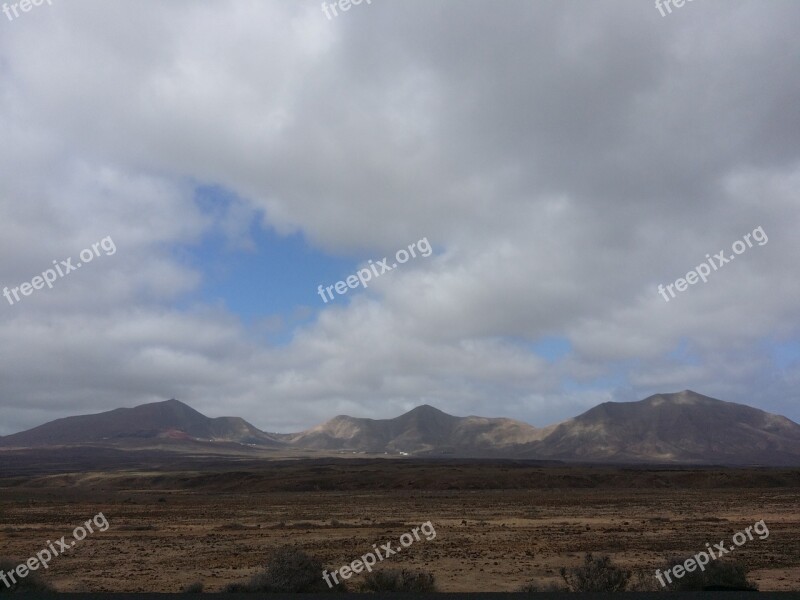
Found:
[0,398,283,448]
[526,390,800,465]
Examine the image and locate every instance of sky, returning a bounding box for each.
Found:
[1,0,799,436]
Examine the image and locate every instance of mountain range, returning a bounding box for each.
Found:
[2,390,800,465]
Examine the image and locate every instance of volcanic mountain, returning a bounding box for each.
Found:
[279,404,550,455]
[525,390,800,465]
[0,399,282,448]
[2,391,800,465]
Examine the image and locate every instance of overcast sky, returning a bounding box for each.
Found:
[1,0,799,435]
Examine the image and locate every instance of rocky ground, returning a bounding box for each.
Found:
[1,454,798,592]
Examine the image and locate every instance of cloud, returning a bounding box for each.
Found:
[1,0,799,434]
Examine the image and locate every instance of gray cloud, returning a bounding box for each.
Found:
[1,0,799,435]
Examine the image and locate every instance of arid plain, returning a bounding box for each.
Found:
[1,450,799,593]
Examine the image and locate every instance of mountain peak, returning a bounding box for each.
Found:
[643,390,720,407]
[286,402,542,455]
[405,404,452,417]
[537,391,800,465]
[0,398,282,449]
[149,398,193,409]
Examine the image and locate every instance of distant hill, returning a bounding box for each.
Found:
[3,391,800,465]
[524,390,800,465]
[0,399,283,448]
[278,404,550,455]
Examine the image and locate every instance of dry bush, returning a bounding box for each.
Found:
[627,568,662,591]
[222,546,342,593]
[359,568,437,593]
[660,557,757,591]
[518,580,569,592]
[181,580,204,593]
[559,553,630,592]
[0,559,55,594]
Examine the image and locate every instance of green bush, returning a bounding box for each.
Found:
[559,553,630,592]
[359,568,437,593]
[222,546,341,593]
[0,559,55,594]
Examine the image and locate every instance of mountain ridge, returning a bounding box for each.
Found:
[2,391,800,465]
[278,403,548,454]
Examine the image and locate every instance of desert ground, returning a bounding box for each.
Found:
[1,450,799,593]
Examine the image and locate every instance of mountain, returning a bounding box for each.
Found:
[279,404,550,455]
[525,390,800,465]
[2,391,800,465]
[0,399,283,448]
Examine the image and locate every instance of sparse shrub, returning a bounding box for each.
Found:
[659,557,757,591]
[627,569,662,592]
[222,546,341,593]
[222,582,250,593]
[0,559,55,594]
[518,580,569,592]
[182,581,204,593]
[560,553,630,592]
[359,568,437,593]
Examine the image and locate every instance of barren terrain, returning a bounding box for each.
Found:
[1,451,799,592]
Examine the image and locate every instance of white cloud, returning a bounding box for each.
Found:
[1,0,799,435]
